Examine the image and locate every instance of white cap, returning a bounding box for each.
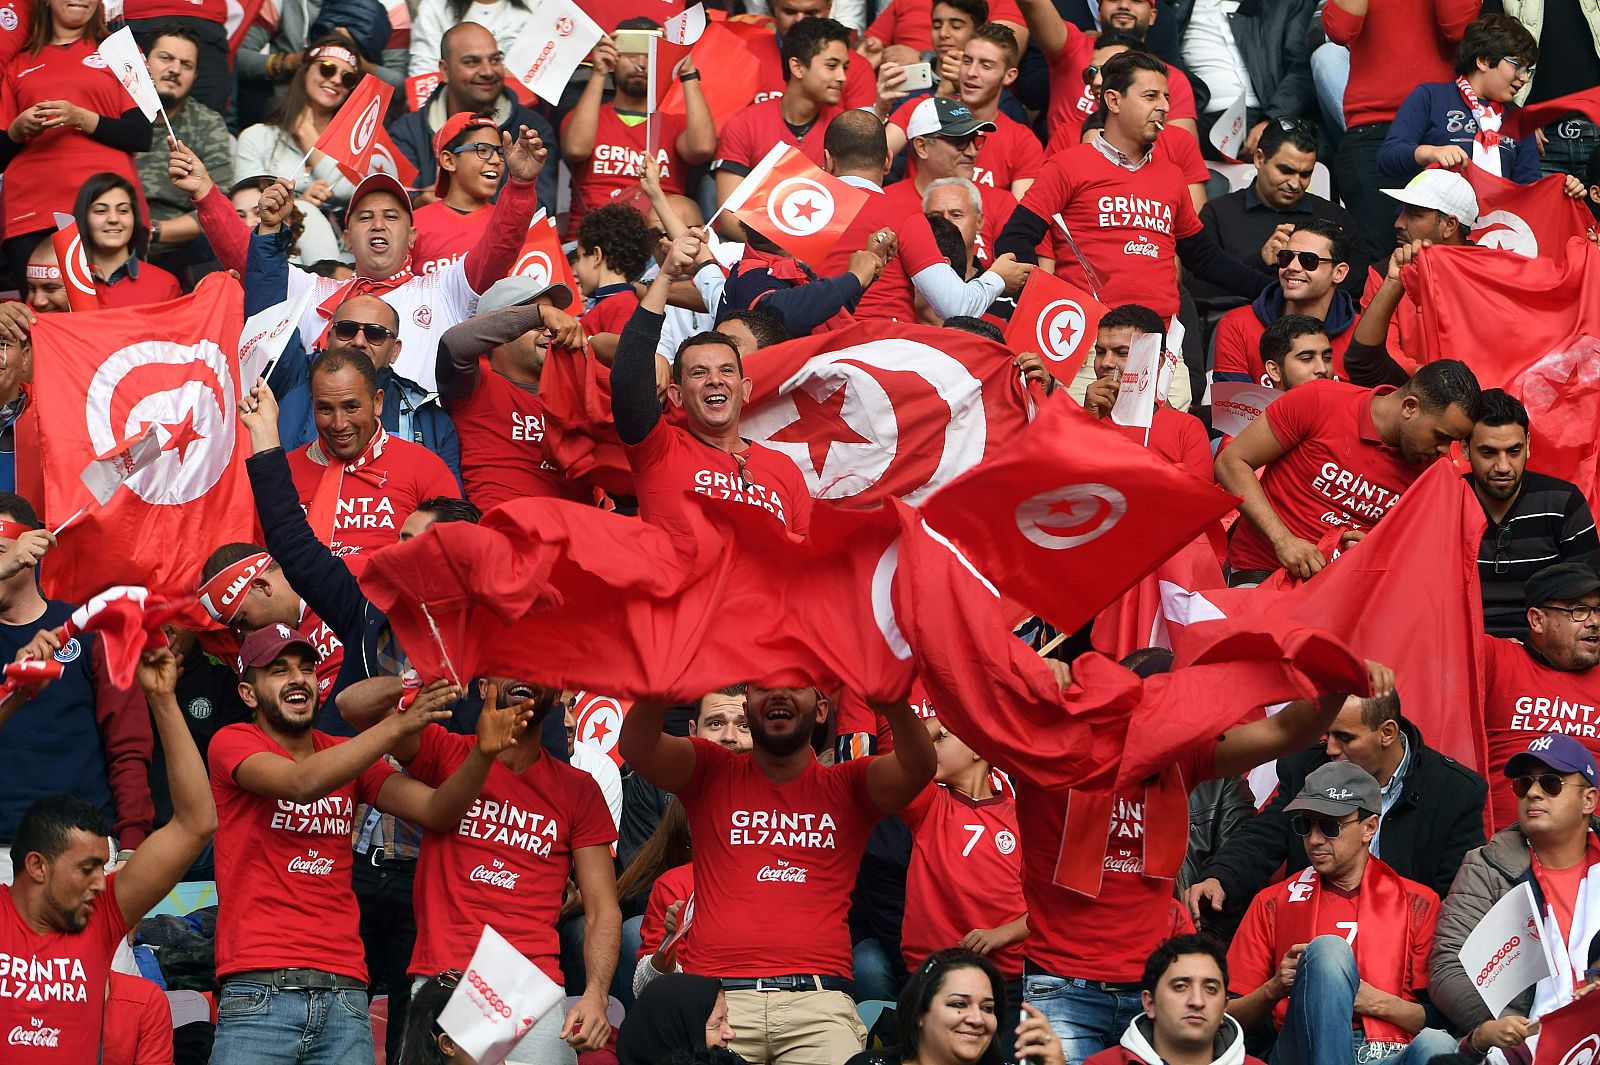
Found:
[1380,169,1479,228]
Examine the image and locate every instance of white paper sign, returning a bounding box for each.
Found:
[80,428,163,504]
[239,286,315,387]
[1110,331,1164,429]
[1210,381,1282,437]
[502,0,603,105]
[98,27,161,121]
[1210,94,1249,162]
[1459,882,1556,1016]
[438,925,566,1065]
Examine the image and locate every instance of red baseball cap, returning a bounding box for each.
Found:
[344,172,413,227]
[237,623,321,674]
[433,112,501,197]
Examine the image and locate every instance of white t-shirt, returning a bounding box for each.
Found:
[569,742,623,832]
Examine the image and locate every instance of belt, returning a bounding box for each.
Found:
[1023,964,1140,994]
[228,968,367,990]
[365,848,418,869]
[1225,568,1274,588]
[720,974,855,994]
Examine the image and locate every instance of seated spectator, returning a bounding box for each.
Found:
[562,21,716,233]
[411,115,504,274]
[617,974,736,1065]
[1215,361,1480,585]
[1380,15,1583,194]
[1084,934,1265,1065]
[886,98,1022,266]
[1224,763,1457,1064]
[389,22,558,215]
[24,237,70,314]
[1175,0,1315,156]
[410,0,538,77]
[230,175,345,267]
[125,6,230,117]
[1429,735,1600,1055]
[866,0,1028,80]
[577,203,654,352]
[1212,220,1357,386]
[622,800,694,997]
[234,39,363,215]
[73,173,182,307]
[1081,305,1207,480]
[135,25,233,282]
[236,0,407,121]
[1468,391,1600,640]
[1479,564,1600,830]
[1187,690,1487,934]
[1194,118,1367,310]
[396,970,473,1064]
[102,970,174,1065]
[1258,315,1336,393]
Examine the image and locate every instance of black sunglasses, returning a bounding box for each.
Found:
[1289,813,1361,838]
[316,60,362,90]
[1081,64,1101,86]
[1275,249,1335,271]
[1511,773,1583,798]
[1275,116,1314,133]
[331,320,397,344]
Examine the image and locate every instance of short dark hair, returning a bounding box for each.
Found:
[11,794,111,867]
[1403,358,1481,415]
[933,0,988,27]
[576,203,653,281]
[968,22,1019,67]
[0,492,40,528]
[1455,13,1538,77]
[782,16,850,71]
[824,108,888,171]
[141,23,201,52]
[1260,314,1331,368]
[412,497,482,525]
[615,15,663,31]
[944,315,1004,343]
[1100,49,1166,106]
[1101,303,1165,336]
[310,347,381,396]
[1474,387,1530,433]
[397,972,457,1065]
[201,541,272,584]
[926,213,969,275]
[1092,29,1144,53]
[672,332,744,384]
[1290,219,1350,266]
[1257,117,1319,161]
[1358,689,1401,731]
[74,172,150,259]
[1140,934,1230,995]
[898,950,1006,1065]
[718,307,789,349]
[1119,646,1173,677]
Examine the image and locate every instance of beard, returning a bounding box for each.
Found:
[748,710,816,756]
[257,687,317,733]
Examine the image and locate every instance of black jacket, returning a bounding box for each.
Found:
[1170,0,1318,120]
[1199,717,1487,921]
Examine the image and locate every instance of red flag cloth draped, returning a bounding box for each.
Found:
[1091,533,1226,660]
[1505,86,1600,139]
[51,222,100,313]
[1167,461,1488,774]
[537,346,633,499]
[33,274,253,616]
[1532,991,1600,1063]
[1003,271,1108,388]
[1464,166,1594,258]
[724,144,873,269]
[1512,335,1600,515]
[57,586,190,688]
[657,23,761,131]
[357,493,914,702]
[917,396,1236,638]
[314,75,396,183]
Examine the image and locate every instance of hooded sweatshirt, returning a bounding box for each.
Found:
[1083,1013,1267,1065]
[1211,282,1359,386]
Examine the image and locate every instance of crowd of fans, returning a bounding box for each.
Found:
[4,1,1600,1064]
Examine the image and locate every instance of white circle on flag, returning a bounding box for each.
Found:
[576,695,624,755]
[1036,298,1087,363]
[1015,484,1127,550]
[514,249,553,286]
[64,234,95,297]
[870,538,912,661]
[1473,209,1538,259]
[766,177,836,238]
[369,139,400,179]
[350,96,381,156]
[1558,1036,1600,1065]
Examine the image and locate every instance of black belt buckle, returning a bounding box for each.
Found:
[755,975,813,992]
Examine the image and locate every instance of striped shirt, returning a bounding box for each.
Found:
[1476,470,1600,639]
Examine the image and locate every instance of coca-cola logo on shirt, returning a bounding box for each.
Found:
[287,849,337,876]
[469,859,521,891]
[756,859,809,883]
[1122,239,1159,259]
[9,1019,61,1048]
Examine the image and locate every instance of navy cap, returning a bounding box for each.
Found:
[1505,734,1599,787]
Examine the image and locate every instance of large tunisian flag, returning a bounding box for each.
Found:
[1464,166,1593,259]
[33,273,254,608]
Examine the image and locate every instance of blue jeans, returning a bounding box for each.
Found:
[210,980,374,1064]
[852,938,906,1003]
[1023,970,1144,1065]
[1274,936,1458,1065]
[617,915,644,1009]
[1538,116,1600,180]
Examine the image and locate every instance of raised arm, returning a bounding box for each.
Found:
[169,138,250,274]
[460,127,546,294]
[1211,661,1391,779]
[561,39,615,165]
[371,689,521,832]
[618,700,698,792]
[864,698,937,813]
[1345,242,1421,388]
[611,231,703,444]
[435,303,581,403]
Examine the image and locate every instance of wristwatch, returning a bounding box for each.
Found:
[679,69,701,83]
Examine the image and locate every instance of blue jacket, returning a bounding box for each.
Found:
[1211,282,1358,384]
[1378,81,1540,184]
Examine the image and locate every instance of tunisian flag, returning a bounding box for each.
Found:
[314,74,395,183]
[1464,166,1593,259]
[33,274,254,610]
[1534,992,1600,1063]
[1003,271,1108,389]
[723,143,872,268]
[51,221,100,313]
[513,213,580,305]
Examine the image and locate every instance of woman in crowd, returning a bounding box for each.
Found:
[408,0,535,76]
[397,972,478,1065]
[0,0,152,284]
[74,173,182,306]
[616,973,738,1065]
[229,175,345,267]
[618,798,694,1000]
[234,39,363,216]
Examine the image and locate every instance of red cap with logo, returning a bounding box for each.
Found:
[237,623,321,674]
[344,172,414,228]
[432,112,500,197]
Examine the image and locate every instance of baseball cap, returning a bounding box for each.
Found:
[1505,734,1600,786]
[905,97,997,140]
[1284,762,1381,817]
[1380,169,1479,228]
[237,623,321,674]
[432,112,500,198]
[476,274,575,314]
[344,172,413,227]
[1523,562,1600,609]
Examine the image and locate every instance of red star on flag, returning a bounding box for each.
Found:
[790,195,821,223]
[1039,494,1111,534]
[586,715,614,745]
[142,410,207,464]
[766,382,871,478]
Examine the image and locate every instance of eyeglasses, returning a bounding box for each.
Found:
[940,132,987,151]
[1499,56,1537,78]
[316,61,362,90]
[1275,249,1335,271]
[331,320,397,344]
[1492,522,1515,575]
[449,142,505,162]
[1542,604,1599,623]
[1081,64,1101,86]
[1511,773,1584,798]
[1289,813,1362,838]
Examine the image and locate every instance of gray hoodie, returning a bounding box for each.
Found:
[1111,1014,1255,1065]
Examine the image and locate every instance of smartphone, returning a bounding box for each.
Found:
[613,28,661,55]
[900,61,934,91]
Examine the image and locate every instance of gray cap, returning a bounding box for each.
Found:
[476,275,575,315]
[1285,762,1381,817]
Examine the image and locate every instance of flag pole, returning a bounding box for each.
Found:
[1052,213,1105,300]
[158,103,176,143]
[51,503,95,537]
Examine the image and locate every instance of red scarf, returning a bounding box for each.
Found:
[1051,765,1189,897]
[314,260,417,345]
[1457,76,1505,176]
[305,427,391,547]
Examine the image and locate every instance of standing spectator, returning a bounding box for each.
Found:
[135,26,234,282]
[126,6,229,117]
[865,0,1029,73]
[1173,0,1316,155]
[745,0,877,109]
[1479,563,1600,830]
[1482,0,1600,179]
[920,24,1041,197]
[923,178,984,270]
[408,115,502,274]
[1322,0,1479,261]
[389,22,558,216]
[1224,763,1457,1064]
[1215,362,1480,585]
[0,496,154,885]
[1211,220,1358,387]
[234,39,363,216]
[1081,306,1206,479]
[236,0,407,119]
[885,97,1021,266]
[0,0,151,285]
[1084,935,1265,1065]
[72,173,183,307]
[1467,391,1600,641]
[561,22,716,233]
[410,0,535,76]
[1428,734,1600,1055]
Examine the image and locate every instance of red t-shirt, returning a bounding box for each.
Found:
[627,420,813,540]
[1018,142,1202,319]
[0,875,129,1061]
[745,33,875,110]
[638,862,695,970]
[102,972,174,1065]
[406,727,616,982]
[1044,30,1197,144]
[286,433,462,558]
[0,40,147,238]
[675,738,881,977]
[583,288,641,338]
[1226,381,1420,572]
[208,725,396,981]
[298,604,345,701]
[713,98,840,174]
[0,4,27,74]
[900,783,1027,977]
[411,202,492,277]
[1480,634,1600,830]
[889,103,1045,194]
[1020,739,1216,981]
[867,0,1025,50]
[564,107,690,230]
[1109,405,1212,483]
[444,362,589,508]
[1212,305,1354,386]
[95,261,183,308]
[815,181,948,322]
[1322,1,1472,128]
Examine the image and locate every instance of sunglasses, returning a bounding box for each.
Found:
[1511,773,1584,798]
[1275,116,1314,133]
[1289,813,1362,838]
[316,61,362,90]
[1275,249,1335,271]
[1081,64,1101,86]
[331,320,397,344]
[449,142,505,162]
[940,132,987,151]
